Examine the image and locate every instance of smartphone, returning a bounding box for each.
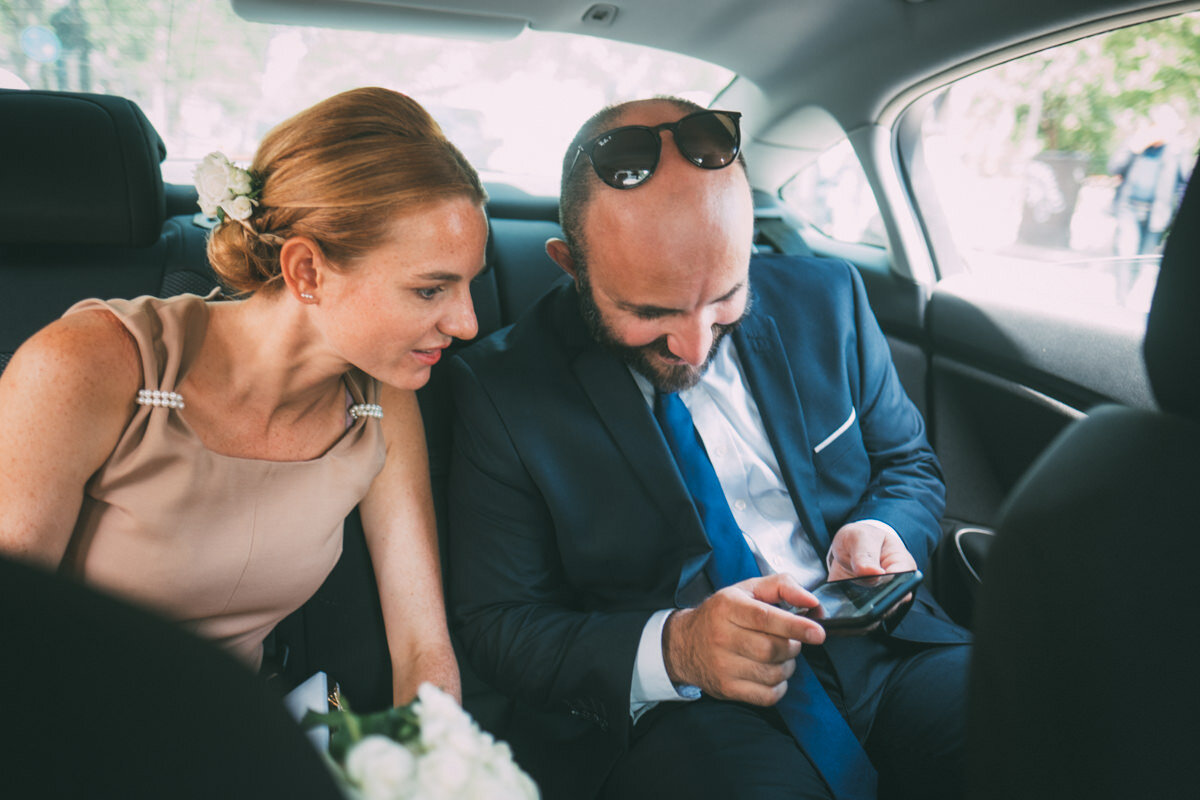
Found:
[799,570,923,634]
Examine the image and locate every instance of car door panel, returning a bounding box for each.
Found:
[811,239,1153,580]
[925,281,1153,526]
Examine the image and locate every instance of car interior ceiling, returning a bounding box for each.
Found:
[232,0,1174,170]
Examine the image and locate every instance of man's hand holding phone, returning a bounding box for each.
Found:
[822,521,921,634]
[798,570,924,635]
[826,520,918,580]
[662,573,825,707]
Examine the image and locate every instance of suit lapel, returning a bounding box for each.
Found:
[734,311,833,553]
[556,286,714,597]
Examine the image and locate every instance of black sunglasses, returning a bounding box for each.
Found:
[569,109,743,189]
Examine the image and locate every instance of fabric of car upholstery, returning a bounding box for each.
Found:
[0,89,166,246]
[967,167,1200,798]
[0,553,343,799]
[0,91,220,380]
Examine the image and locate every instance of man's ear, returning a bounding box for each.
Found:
[279,236,324,301]
[545,238,578,280]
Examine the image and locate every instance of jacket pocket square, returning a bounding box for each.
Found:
[813,407,856,455]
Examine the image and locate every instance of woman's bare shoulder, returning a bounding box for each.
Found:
[2,309,142,405]
[0,310,145,565]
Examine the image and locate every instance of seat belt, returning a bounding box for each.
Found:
[756,217,816,257]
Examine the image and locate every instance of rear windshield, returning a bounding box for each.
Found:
[1,0,733,194]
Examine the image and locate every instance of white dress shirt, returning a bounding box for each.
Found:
[627,336,896,719]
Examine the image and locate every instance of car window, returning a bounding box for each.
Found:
[779,139,887,249]
[0,0,733,194]
[904,12,1200,314]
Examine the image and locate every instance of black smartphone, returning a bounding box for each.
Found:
[799,570,923,634]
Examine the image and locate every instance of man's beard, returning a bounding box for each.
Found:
[576,270,751,393]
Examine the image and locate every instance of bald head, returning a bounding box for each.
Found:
[546,99,755,391]
[586,102,753,286]
[557,97,748,264]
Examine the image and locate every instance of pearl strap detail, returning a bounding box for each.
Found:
[136,389,186,409]
[348,403,383,420]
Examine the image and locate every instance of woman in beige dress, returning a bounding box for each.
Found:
[0,87,487,704]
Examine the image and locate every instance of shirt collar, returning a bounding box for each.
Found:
[628,335,740,408]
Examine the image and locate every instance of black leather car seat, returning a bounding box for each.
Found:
[0,89,219,377]
[967,157,1200,798]
[0,552,344,799]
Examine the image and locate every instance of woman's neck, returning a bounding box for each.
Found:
[188,292,349,421]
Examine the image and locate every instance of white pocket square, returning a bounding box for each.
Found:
[814,407,856,454]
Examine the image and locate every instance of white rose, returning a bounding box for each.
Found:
[344,735,417,800]
[415,682,460,715]
[459,758,539,800]
[412,683,539,799]
[472,770,540,800]
[478,742,540,800]
[413,746,471,800]
[226,163,253,196]
[221,194,256,221]
[193,152,234,217]
[415,683,477,748]
[500,761,541,800]
[418,702,485,760]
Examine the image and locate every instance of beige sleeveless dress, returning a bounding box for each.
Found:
[59,293,387,668]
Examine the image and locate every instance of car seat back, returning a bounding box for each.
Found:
[0,89,219,376]
[968,155,1200,798]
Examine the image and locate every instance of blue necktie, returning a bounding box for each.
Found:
[654,390,878,800]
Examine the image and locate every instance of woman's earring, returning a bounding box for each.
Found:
[300,292,315,302]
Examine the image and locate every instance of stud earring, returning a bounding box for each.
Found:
[300,292,315,301]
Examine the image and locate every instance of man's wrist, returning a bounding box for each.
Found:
[661,609,702,701]
[662,607,690,686]
[630,608,699,719]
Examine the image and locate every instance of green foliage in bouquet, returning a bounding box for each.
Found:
[301,688,418,764]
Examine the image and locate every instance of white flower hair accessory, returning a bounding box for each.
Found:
[194,151,262,223]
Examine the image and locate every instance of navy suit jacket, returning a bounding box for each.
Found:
[448,255,969,800]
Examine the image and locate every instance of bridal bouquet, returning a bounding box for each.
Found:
[303,683,538,800]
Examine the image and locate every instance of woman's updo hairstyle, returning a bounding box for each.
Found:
[207,87,487,294]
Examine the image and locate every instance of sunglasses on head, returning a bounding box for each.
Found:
[569,109,743,190]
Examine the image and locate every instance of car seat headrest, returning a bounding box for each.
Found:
[0,89,166,247]
[1144,155,1200,422]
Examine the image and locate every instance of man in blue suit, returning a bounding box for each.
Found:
[448,98,971,800]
